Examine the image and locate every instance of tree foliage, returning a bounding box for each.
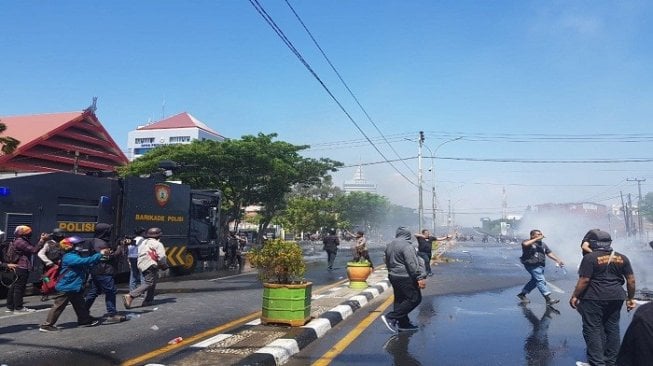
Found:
[119,133,342,240]
[0,122,20,155]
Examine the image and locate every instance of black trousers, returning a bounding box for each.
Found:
[6,268,29,310]
[387,275,422,326]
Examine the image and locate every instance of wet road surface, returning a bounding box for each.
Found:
[286,241,651,366]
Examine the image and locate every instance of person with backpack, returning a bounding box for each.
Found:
[37,228,65,268]
[122,227,167,309]
[84,223,126,324]
[0,230,18,272]
[5,225,44,313]
[39,236,106,332]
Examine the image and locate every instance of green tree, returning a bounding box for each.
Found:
[119,134,342,242]
[337,192,390,233]
[0,122,19,155]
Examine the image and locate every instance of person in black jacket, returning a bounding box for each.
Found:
[617,301,653,365]
[322,229,340,271]
[84,223,125,324]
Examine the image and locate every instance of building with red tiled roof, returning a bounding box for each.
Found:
[127,112,225,160]
[0,108,128,173]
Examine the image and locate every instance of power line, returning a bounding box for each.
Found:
[248,0,417,187]
[344,156,653,167]
[283,0,416,179]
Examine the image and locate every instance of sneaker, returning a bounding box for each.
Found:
[79,318,101,327]
[381,315,398,333]
[104,315,126,324]
[517,293,530,304]
[398,323,419,332]
[4,309,14,313]
[14,307,36,313]
[575,362,590,366]
[545,296,560,306]
[39,324,59,332]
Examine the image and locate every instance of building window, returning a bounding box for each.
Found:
[133,147,153,155]
[135,137,155,144]
[169,136,191,143]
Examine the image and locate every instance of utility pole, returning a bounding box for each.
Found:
[627,178,646,241]
[417,131,425,232]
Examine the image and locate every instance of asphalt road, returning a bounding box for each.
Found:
[285,241,653,366]
[0,242,384,366]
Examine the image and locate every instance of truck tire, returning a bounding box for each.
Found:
[171,250,197,275]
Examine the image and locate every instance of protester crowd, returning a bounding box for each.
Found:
[1,224,168,332]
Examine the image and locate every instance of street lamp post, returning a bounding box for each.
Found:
[424,136,462,234]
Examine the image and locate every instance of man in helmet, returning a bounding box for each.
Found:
[122,227,167,309]
[37,228,66,268]
[39,237,107,332]
[84,223,125,324]
[6,225,44,313]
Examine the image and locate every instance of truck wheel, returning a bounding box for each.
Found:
[172,250,197,275]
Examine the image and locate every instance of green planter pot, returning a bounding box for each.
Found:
[261,282,312,327]
[346,261,373,289]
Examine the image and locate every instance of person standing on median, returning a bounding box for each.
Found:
[517,229,564,306]
[381,226,426,333]
[569,229,636,366]
[122,227,167,309]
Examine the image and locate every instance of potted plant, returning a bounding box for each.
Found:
[248,239,312,326]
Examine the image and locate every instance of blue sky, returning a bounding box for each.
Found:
[1,1,652,227]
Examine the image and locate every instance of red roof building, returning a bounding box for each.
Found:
[0,109,128,173]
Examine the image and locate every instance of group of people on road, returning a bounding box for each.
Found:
[1,224,168,332]
[375,224,649,366]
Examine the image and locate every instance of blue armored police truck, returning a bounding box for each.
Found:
[0,172,221,283]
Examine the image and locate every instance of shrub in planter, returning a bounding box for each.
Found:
[249,239,312,326]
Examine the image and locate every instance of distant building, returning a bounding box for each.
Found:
[127,112,225,160]
[531,202,608,218]
[343,165,376,194]
[0,108,128,173]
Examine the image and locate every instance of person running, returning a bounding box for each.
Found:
[39,236,106,332]
[322,228,340,271]
[381,226,427,333]
[569,229,636,366]
[414,230,449,277]
[122,227,167,309]
[517,229,564,306]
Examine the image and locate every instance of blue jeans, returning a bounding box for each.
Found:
[521,265,551,296]
[417,251,432,274]
[577,299,623,366]
[85,274,117,316]
[128,257,142,292]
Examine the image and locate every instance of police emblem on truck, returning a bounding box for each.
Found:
[155,183,171,207]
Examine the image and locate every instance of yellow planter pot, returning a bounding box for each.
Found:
[346,261,372,289]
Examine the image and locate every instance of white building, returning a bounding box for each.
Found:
[127,112,226,160]
[343,165,377,194]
